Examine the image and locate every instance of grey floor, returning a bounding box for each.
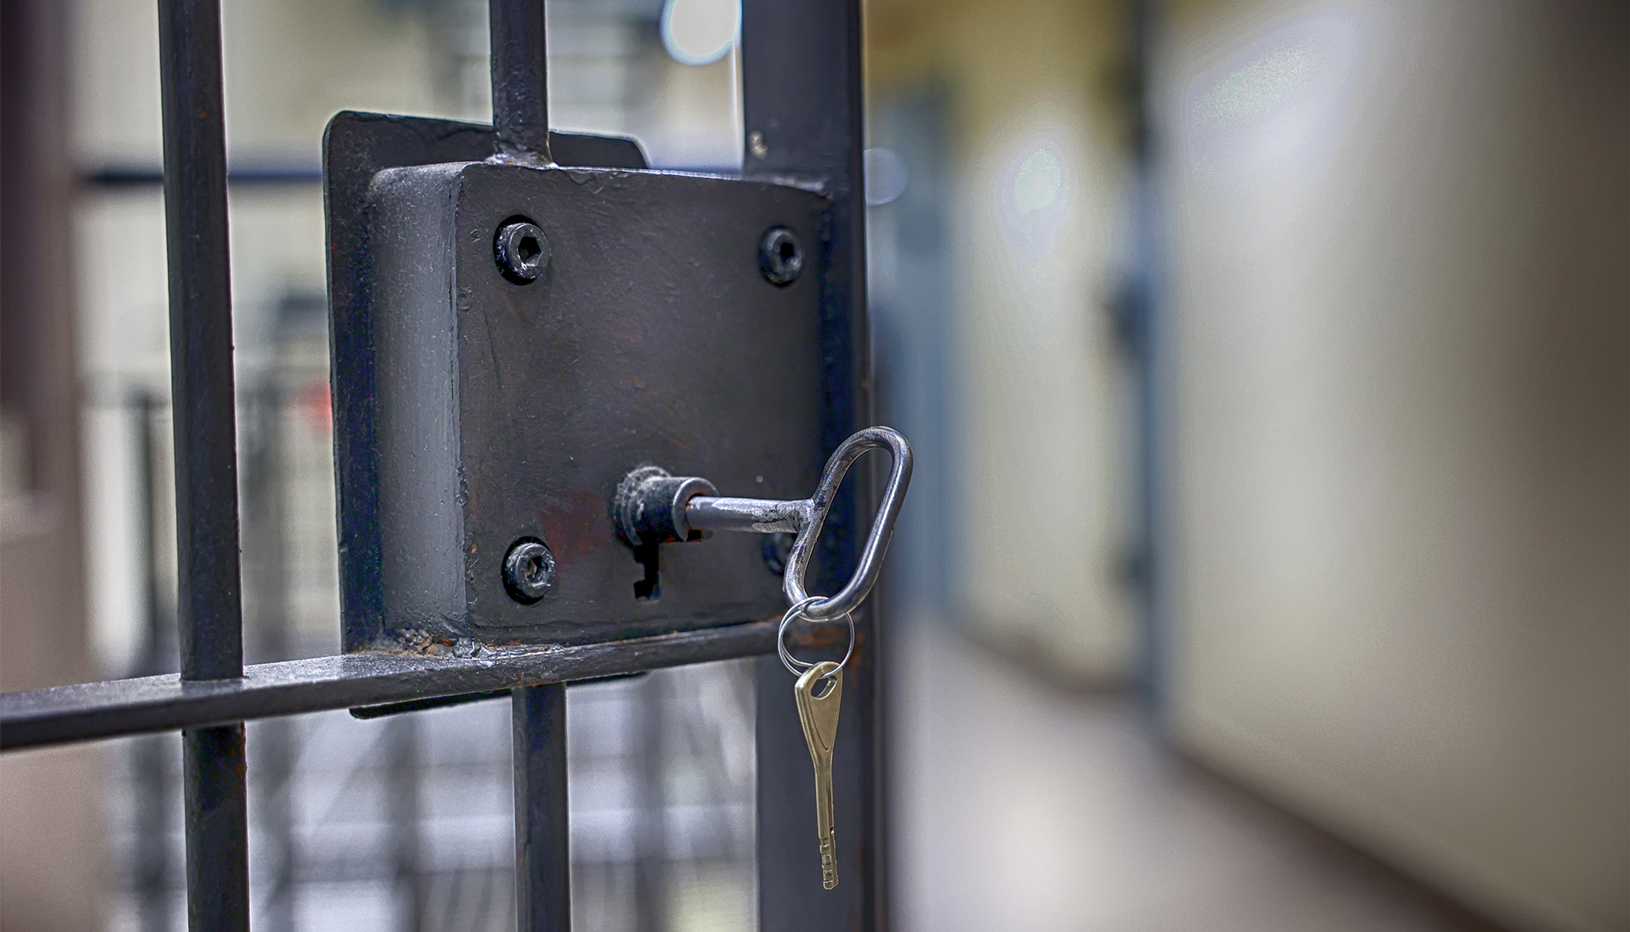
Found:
[891,620,1489,932]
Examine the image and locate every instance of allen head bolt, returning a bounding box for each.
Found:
[495,219,549,284]
[759,226,804,286]
[503,538,556,603]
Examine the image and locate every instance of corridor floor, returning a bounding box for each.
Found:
[890,621,1494,932]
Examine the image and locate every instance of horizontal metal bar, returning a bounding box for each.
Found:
[347,688,511,720]
[83,165,323,187]
[348,671,647,720]
[1,621,775,752]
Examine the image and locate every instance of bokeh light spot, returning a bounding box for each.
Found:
[660,0,739,66]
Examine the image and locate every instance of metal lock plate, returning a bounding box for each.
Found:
[326,113,828,648]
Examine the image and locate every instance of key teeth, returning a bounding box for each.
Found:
[820,836,838,889]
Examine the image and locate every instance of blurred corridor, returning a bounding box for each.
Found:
[892,618,1503,932]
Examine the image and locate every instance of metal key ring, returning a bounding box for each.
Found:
[777,596,854,679]
[685,426,913,622]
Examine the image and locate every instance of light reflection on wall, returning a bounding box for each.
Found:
[958,92,1134,682]
[660,0,739,66]
[997,131,1073,267]
[1181,11,1370,186]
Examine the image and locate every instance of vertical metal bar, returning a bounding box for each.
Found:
[493,4,563,925]
[741,0,880,928]
[255,715,295,932]
[387,716,425,932]
[632,674,666,932]
[741,0,872,583]
[489,0,552,161]
[157,0,244,683]
[132,394,172,677]
[513,684,571,932]
[157,1,250,930]
[130,394,174,932]
[242,385,296,932]
[131,734,175,932]
[182,725,250,929]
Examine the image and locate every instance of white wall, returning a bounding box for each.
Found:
[885,0,1138,683]
[1160,2,1628,931]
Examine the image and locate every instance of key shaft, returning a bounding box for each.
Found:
[794,661,843,890]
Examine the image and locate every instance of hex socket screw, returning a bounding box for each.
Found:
[503,538,556,603]
[495,219,549,284]
[759,226,804,286]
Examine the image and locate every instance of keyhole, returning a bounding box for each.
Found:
[633,542,660,600]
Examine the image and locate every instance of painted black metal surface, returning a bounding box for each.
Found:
[182,725,248,930]
[512,684,570,930]
[325,112,650,651]
[156,2,251,929]
[0,620,776,751]
[157,0,244,683]
[742,0,884,928]
[489,0,550,160]
[350,155,828,646]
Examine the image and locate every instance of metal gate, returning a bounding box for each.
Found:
[0,1,889,929]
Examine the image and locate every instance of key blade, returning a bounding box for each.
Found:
[795,661,842,889]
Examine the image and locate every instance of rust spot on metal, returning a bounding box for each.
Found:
[538,490,608,562]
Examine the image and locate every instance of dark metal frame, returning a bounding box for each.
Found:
[0,0,878,929]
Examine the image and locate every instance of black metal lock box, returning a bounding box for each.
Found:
[326,113,830,650]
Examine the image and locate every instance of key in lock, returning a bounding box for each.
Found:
[615,425,911,889]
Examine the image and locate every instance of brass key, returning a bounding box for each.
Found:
[794,660,843,890]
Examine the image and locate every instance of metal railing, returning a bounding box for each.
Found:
[0,0,877,929]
